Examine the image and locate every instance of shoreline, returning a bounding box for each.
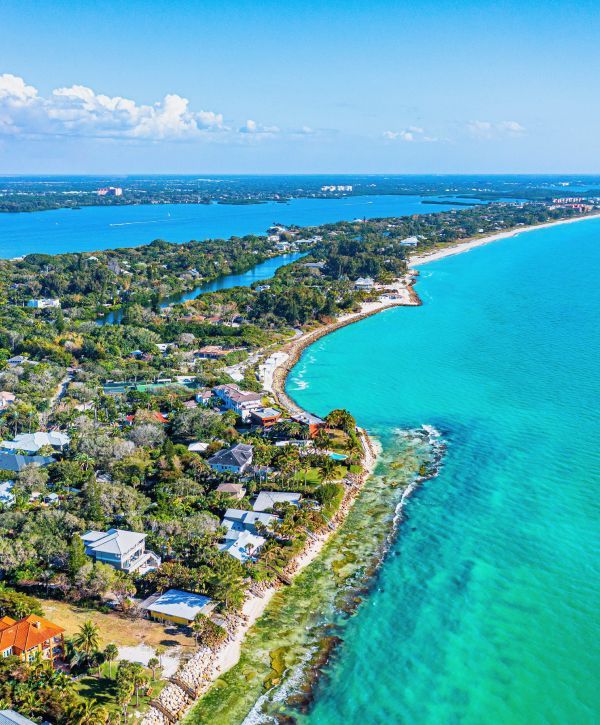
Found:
[143,210,598,725]
[410,211,600,266]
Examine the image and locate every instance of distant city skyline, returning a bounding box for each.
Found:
[1,0,598,174]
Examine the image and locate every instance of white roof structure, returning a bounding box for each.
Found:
[81,528,145,555]
[188,441,209,452]
[253,491,302,512]
[0,482,15,506]
[0,711,37,725]
[1,431,70,454]
[144,589,214,622]
[219,530,266,562]
[221,508,278,541]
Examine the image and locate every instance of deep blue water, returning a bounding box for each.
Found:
[288,218,600,724]
[0,195,473,258]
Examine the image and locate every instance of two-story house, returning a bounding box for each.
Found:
[0,614,64,664]
[212,384,263,421]
[207,443,254,474]
[81,528,161,574]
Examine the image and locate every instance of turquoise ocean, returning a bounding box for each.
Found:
[286,219,600,724]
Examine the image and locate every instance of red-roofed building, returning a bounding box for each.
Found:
[0,614,64,664]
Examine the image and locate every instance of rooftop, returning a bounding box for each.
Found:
[143,589,214,621]
[208,443,253,468]
[82,528,146,556]
[0,614,64,654]
[253,491,302,512]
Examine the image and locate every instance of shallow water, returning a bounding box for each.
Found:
[289,218,600,724]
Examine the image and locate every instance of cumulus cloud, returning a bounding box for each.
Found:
[238,118,280,135]
[0,73,240,141]
[383,126,436,142]
[467,119,525,139]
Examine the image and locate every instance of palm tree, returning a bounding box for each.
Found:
[67,698,109,725]
[104,643,118,678]
[147,656,160,681]
[72,620,100,667]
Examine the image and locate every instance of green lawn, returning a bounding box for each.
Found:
[75,662,166,717]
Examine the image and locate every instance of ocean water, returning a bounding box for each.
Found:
[285,218,600,724]
[0,194,473,258]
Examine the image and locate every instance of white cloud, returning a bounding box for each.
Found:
[238,118,280,135]
[383,126,436,143]
[0,73,251,141]
[467,120,525,139]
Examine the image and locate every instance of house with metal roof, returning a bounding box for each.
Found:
[0,452,55,474]
[141,588,215,626]
[253,491,302,512]
[81,528,160,573]
[221,508,279,541]
[208,443,254,474]
[1,431,70,454]
[0,710,37,725]
[215,482,247,500]
[219,530,266,562]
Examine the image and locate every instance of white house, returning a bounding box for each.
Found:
[253,491,302,513]
[27,299,61,309]
[0,392,16,409]
[354,277,375,291]
[399,236,419,247]
[219,530,266,562]
[212,384,262,421]
[207,443,253,474]
[221,508,278,541]
[81,528,160,574]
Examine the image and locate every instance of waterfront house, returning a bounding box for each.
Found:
[221,508,279,541]
[251,407,282,428]
[208,443,254,474]
[141,589,215,626]
[0,431,70,454]
[354,276,375,291]
[253,491,302,512]
[27,298,61,309]
[0,392,16,409]
[399,236,419,247]
[0,452,55,474]
[215,482,246,500]
[81,528,161,573]
[0,614,64,664]
[291,411,326,438]
[219,530,266,562]
[213,384,263,421]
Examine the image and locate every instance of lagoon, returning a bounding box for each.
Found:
[0,194,474,258]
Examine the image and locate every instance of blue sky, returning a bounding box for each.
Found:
[1,0,598,174]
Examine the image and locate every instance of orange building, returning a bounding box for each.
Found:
[0,614,64,664]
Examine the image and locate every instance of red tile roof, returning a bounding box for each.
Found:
[0,614,64,654]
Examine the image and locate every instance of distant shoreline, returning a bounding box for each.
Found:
[410,212,600,266]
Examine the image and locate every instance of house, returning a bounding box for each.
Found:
[213,384,262,421]
[354,277,375,291]
[6,356,33,368]
[251,407,282,428]
[141,589,215,626]
[0,452,55,473]
[0,482,15,507]
[215,482,246,500]
[195,345,240,360]
[208,443,253,474]
[195,389,213,405]
[0,431,70,454]
[188,441,209,453]
[221,508,278,541]
[400,236,419,247]
[125,411,168,425]
[219,530,265,562]
[0,392,16,409]
[0,614,64,664]
[291,412,326,438]
[0,710,37,725]
[253,491,302,512]
[27,298,61,309]
[81,528,161,573]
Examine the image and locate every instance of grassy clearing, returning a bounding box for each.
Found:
[37,598,196,650]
